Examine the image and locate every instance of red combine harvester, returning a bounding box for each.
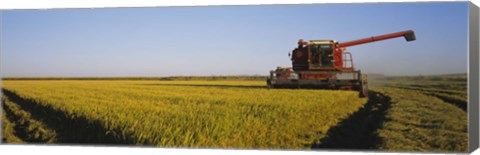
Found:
[267,30,416,97]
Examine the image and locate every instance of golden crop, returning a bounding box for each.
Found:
[370,74,468,152]
[2,80,367,148]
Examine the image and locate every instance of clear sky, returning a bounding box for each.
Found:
[1,2,469,77]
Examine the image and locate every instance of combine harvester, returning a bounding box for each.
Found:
[267,30,416,97]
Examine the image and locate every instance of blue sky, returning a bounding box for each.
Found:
[1,2,469,77]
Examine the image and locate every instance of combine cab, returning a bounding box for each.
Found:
[267,30,416,97]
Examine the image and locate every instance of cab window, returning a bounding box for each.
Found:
[310,44,333,67]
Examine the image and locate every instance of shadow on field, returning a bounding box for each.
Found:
[138,83,266,89]
[2,97,39,142]
[311,91,392,150]
[2,89,129,145]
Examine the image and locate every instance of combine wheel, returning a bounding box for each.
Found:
[359,75,368,98]
[266,79,273,89]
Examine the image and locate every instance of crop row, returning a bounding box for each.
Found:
[2,107,24,143]
[2,95,56,143]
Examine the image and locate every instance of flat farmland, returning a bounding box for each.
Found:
[1,74,468,152]
[1,80,367,149]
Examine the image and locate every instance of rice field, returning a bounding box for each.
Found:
[1,74,469,152]
[1,80,367,149]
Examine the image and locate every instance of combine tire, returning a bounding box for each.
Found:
[359,75,368,97]
[266,79,273,88]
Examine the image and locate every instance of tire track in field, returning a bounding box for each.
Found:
[2,89,124,145]
[423,93,466,112]
[312,91,392,150]
[385,86,467,112]
[385,85,463,95]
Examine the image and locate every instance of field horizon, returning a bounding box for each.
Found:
[1,73,468,80]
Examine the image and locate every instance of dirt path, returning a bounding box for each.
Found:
[312,91,392,150]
